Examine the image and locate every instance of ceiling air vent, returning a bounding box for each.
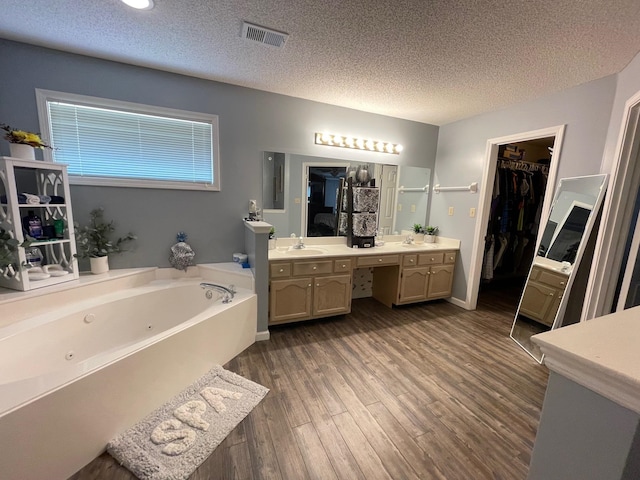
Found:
[241,22,289,48]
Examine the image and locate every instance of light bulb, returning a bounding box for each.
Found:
[395,144,404,153]
[356,138,365,149]
[385,143,394,153]
[376,142,385,152]
[345,137,354,147]
[315,133,323,144]
[121,0,154,10]
[365,140,375,150]
[321,133,332,144]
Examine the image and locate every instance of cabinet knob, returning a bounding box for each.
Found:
[449,256,454,261]
[378,258,383,262]
[279,268,284,273]
[410,259,414,263]
[308,284,312,287]
[560,281,565,286]
[549,293,554,296]
[342,264,346,268]
[427,271,431,275]
[316,283,320,287]
[431,257,435,261]
[313,266,317,270]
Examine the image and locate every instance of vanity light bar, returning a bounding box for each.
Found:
[314,132,403,155]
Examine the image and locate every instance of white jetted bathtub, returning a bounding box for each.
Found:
[0,265,257,480]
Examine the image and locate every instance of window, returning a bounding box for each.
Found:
[36,89,220,191]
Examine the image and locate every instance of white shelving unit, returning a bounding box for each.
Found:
[0,156,79,291]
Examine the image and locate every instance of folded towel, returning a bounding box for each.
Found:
[48,195,65,204]
[1,194,28,204]
[38,195,51,204]
[22,193,40,205]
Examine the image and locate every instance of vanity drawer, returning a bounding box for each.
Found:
[418,252,444,265]
[537,269,568,289]
[357,254,400,267]
[270,263,291,278]
[334,258,352,273]
[403,254,418,266]
[443,251,457,264]
[293,260,333,276]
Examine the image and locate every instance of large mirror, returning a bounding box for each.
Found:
[510,174,608,362]
[262,152,431,239]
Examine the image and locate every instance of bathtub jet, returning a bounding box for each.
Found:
[200,282,236,303]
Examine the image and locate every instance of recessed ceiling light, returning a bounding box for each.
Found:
[121,0,154,10]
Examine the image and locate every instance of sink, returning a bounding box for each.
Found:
[283,248,329,256]
[401,243,422,248]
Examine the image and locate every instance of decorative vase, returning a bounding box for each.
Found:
[414,233,425,244]
[90,256,109,274]
[9,143,36,160]
[425,234,436,243]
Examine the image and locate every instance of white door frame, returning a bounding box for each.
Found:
[466,125,566,310]
[583,89,640,319]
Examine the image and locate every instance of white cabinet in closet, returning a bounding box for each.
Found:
[0,157,79,291]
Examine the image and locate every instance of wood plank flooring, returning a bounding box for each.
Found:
[70,294,548,480]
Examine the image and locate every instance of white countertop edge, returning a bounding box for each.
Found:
[539,346,640,414]
[244,220,273,234]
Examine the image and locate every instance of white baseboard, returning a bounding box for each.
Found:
[255,330,270,342]
[446,296,472,310]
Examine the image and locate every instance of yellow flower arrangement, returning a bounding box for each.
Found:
[1,123,52,149]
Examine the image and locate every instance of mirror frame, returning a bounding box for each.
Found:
[510,173,609,363]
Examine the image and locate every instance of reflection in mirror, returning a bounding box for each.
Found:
[261,152,431,239]
[262,152,286,210]
[510,174,608,363]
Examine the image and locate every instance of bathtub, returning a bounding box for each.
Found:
[0,266,257,480]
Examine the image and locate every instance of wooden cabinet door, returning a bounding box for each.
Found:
[518,280,557,325]
[313,274,352,317]
[270,278,312,324]
[427,265,454,299]
[399,267,429,303]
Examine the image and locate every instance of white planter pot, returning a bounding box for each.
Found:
[9,143,36,160]
[425,234,436,243]
[90,256,109,274]
[414,233,425,244]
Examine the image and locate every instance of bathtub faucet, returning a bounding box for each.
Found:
[200,283,236,303]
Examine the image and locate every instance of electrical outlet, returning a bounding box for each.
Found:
[470,207,476,218]
[448,206,454,216]
[397,203,402,211]
[294,197,301,204]
[410,204,416,213]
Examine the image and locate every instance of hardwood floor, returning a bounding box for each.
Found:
[70,295,548,479]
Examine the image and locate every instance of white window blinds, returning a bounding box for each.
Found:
[37,90,220,191]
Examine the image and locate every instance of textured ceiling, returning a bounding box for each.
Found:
[1,0,640,125]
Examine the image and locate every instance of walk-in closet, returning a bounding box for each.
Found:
[478,137,555,313]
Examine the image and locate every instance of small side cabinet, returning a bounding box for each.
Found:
[397,251,456,305]
[519,265,568,327]
[269,257,352,325]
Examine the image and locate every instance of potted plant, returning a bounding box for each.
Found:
[268,227,277,250]
[1,123,52,160]
[74,208,136,274]
[424,225,439,243]
[412,223,425,243]
[0,229,32,277]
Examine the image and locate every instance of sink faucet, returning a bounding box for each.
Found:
[292,235,305,249]
[403,234,414,244]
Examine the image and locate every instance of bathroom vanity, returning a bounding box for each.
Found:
[268,238,459,325]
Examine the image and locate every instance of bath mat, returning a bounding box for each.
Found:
[107,365,268,480]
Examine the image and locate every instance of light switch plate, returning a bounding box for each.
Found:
[470,207,476,218]
[448,206,454,216]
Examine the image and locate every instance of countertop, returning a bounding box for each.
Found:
[532,305,640,414]
[268,235,460,261]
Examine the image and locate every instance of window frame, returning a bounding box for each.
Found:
[36,89,221,191]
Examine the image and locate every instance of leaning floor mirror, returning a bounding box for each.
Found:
[510,173,609,363]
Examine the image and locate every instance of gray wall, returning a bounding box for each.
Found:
[431,75,617,301]
[0,39,439,270]
[529,372,640,480]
